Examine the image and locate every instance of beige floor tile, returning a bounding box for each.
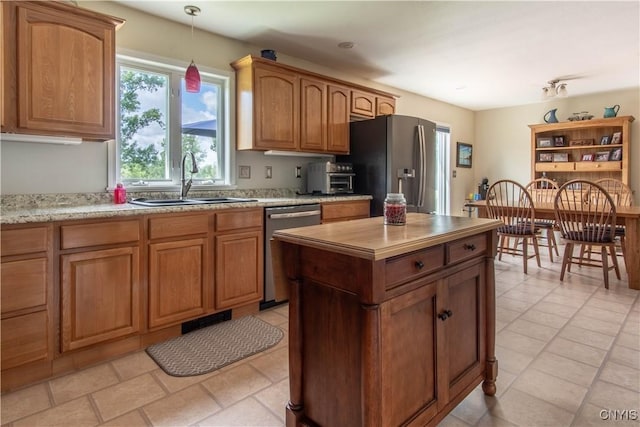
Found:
[574,403,640,427]
[499,289,546,304]
[546,337,608,367]
[578,305,628,325]
[587,380,640,411]
[529,351,598,387]
[488,388,574,427]
[450,386,497,425]
[505,318,558,342]
[519,309,570,329]
[110,351,159,380]
[496,307,521,323]
[621,317,640,336]
[195,397,282,426]
[496,296,534,313]
[254,310,288,327]
[616,332,640,351]
[609,344,640,370]
[475,412,518,427]
[532,300,580,318]
[585,297,633,314]
[592,290,638,305]
[0,382,51,424]
[201,364,272,408]
[143,384,220,426]
[559,325,615,350]
[496,320,508,332]
[543,293,587,308]
[438,413,471,426]
[151,368,220,394]
[49,363,120,405]
[13,396,99,427]
[495,345,535,375]
[569,314,623,336]
[551,282,597,297]
[494,369,516,398]
[254,378,289,421]
[98,409,149,427]
[599,361,640,392]
[496,329,547,355]
[92,373,166,421]
[249,347,288,383]
[512,368,588,413]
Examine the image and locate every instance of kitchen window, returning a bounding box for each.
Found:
[108,53,234,191]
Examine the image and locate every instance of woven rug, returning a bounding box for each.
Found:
[146,316,284,377]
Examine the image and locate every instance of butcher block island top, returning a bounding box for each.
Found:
[272,213,502,427]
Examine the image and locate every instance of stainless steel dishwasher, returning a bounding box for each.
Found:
[262,204,321,309]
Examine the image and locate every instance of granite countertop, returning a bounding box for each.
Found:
[0,193,372,225]
[273,213,502,260]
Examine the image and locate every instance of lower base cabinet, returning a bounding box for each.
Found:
[1,311,49,370]
[61,247,141,351]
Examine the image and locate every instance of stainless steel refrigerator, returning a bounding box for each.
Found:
[338,114,437,217]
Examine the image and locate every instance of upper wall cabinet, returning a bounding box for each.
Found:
[1,1,124,141]
[231,55,396,154]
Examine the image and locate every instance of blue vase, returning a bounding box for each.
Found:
[544,108,559,123]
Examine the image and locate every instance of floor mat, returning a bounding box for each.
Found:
[146,316,284,377]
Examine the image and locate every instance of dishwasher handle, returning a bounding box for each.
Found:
[268,210,321,220]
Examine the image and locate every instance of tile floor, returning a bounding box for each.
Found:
[1,245,639,426]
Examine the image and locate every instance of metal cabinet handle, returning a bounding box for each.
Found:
[463,243,476,251]
[415,260,425,270]
[438,312,449,321]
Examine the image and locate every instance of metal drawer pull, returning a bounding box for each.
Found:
[438,309,454,321]
[415,260,425,269]
[463,243,476,251]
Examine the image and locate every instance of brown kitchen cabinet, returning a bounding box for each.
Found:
[60,219,142,352]
[376,95,396,116]
[147,214,211,329]
[232,55,396,154]
[214,208,264,310]
[321,199,370,223]
[351,91,396,118]
[1,225,53,371]
[273,214,499,426]
[530,116,634,185]
[1,1,124,140]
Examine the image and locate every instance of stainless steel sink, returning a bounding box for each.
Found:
[129,197,257,207]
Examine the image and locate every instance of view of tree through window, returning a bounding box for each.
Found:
[117,59,225,187]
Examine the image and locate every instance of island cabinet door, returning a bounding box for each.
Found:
[436,261,486,406]
[380,281,441,426]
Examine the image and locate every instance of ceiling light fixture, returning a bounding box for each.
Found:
[541,79,568,100]
[338,41,355,49]
[184,5,201,93]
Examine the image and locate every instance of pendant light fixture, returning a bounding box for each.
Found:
[184,5,201,93]
[541,79,568,100]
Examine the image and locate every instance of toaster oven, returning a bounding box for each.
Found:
[306,162,355,194]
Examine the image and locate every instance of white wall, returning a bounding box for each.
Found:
[475,88,640,205]
[0,1,476,202]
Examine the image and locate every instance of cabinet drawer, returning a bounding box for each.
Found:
[1,227,49,256]
[575,161,621,172]
[61,220,140,249]
[216,208,263,232]
[322,200,370,222]
[385,245,444,289]
[446,234,487,265]
[1,258,48,313]
[535,162,575,172]
[1,311,49,370]
[149,214,209,240]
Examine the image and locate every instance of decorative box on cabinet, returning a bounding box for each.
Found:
[1,1,124,140]
[530,116,634,185]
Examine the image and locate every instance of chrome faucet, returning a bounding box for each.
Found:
[180,151,199,199]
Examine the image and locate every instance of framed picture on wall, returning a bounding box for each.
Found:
[456,142,472,168]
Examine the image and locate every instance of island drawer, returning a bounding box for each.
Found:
[1,226,49,256]
[446,233,487,265]
[149,214,209,240]
[1,258,48,313]
[1,311,49,370]
[385,245,444,289]
[61,220,140,249]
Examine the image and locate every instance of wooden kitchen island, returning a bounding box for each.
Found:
[272,213,502,427]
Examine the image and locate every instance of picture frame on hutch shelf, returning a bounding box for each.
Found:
[553,135,566,147]
[611,131,622,144]
[553,153,569,162]
[609,147,622,161]
[600,135,611,145]
[537,137,553,148]
[456,142,472,168]
[595,151,611,162]
[539,153,553,162]
[581,153,595,161]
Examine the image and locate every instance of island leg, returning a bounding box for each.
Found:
[483,232,498,396]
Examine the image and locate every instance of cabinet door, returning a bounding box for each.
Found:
[215,231,263,310]
[351,90,376,118]
[12,2,118,139]
[437,262,486,404]
[1,311,49,370]
[300,77,327,152]
[376,96,396,116]
[253,65,299,150]
[327,85,350,154]
[148,238,208,328]
[61,247,140,351]
[381,282,441,426]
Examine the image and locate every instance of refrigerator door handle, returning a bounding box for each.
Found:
[417,125,426,207]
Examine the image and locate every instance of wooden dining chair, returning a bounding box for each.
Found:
[525,178,560,262]
[486,179,540,274]
[554,180,621,289]
[595,178,633,269]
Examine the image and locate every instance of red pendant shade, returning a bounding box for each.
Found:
[185,60,201,93]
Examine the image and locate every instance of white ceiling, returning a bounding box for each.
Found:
[114,1,640,111]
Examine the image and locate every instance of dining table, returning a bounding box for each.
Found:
[464,200,640,290]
